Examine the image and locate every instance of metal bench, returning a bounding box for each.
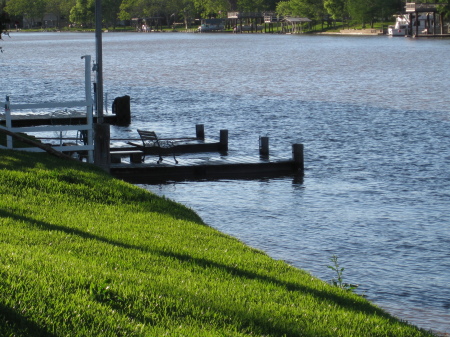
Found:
[137,130,179,164]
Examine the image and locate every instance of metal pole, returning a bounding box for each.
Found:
[95,0,103,123]
[82,55,94,163]
[5,95,12,149]
[94,0,110,170]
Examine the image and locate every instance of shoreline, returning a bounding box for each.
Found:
[8,29,450,38]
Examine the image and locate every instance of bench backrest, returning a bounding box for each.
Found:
[137,130,159,147]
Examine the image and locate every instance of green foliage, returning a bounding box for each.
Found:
[324,0,346,20]
[328,255,359,292]
[103,0,123,28]
[0,0,406,30]
[346,0,397,28]
[276,1,293,16]
[5,0,47,22]
[0,149,435,336]
[69,0,94,27]
[89,279,124,304]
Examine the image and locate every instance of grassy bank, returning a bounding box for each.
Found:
[0,149,434,336]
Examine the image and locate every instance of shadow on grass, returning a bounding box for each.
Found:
[2,208,398,336]
[0,302,58,337]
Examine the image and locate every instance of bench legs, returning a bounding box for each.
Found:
[155,151,178,164]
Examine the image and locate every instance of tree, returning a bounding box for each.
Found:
[276,1,294,16]
[237,0,267,12]
[167,0,197,29]
[277,0,325,21]
[324,0,348,28]
[193,0,230,18]
[5,0,46,27]
[119,0,161,22]
[436,0,450,34]
[347,0,394,28]
[46,0,76,28]
[324,0,346,20]
[103,0,122,28]
[69,0,94,27]
[118,0,140,21]
[179,0,197,29]
[264,0,279,11]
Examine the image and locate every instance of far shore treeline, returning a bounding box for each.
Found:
[1,0,449,35]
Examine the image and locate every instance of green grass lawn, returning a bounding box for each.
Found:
[0,149,435,336]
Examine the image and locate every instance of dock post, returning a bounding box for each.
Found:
[292,144,304,172]
[94,123,111,172]
[112,95,131,126]
[196,124,205,140]
[259,136,269,156]
[219,130,228,152]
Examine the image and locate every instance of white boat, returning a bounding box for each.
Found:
[388,15,410,36]
[387,14,435,36]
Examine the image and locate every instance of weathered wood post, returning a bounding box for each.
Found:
[112,95,131,126]
[196,124,205,140]
[94,123,110,172]
[219,129,228,152]
[292,143,304,172]
[259,136,269,156]
[4,95,12,149]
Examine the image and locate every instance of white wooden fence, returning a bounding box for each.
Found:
[1,55,94,163]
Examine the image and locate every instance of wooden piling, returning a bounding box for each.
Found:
[259,136,269,156]
[94,123,111,172]
[112,95,131,126]
[196,124,205,140]
[292,143,304,172]
[219,130,228,152]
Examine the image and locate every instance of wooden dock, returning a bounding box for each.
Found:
[108,127,304,184]
[0,114,117,127]
[1,111,304,183]
[110,129,229,156]
[109,152,303,184]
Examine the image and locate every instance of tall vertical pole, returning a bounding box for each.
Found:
[94,0,110,171]
[82,55,94,163]
[95,0,103,123]
[5,96,12,149]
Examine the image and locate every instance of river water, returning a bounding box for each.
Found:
[1,32,450,334]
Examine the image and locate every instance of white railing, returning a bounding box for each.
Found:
[1,55,94,163]
[405,2,439,12]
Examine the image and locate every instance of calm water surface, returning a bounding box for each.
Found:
[1,32,450,334]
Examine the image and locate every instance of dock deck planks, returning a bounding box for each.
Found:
[110,154,302,184]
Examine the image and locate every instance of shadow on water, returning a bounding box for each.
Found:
[136,172,304,185]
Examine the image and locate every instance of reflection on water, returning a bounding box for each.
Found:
[1,32,450,333]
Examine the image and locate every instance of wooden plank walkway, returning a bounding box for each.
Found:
[109,154,303,184]
[0,114,117,127]
[111,137,225,155]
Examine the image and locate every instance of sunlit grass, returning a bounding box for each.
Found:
[0,149,435,336]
